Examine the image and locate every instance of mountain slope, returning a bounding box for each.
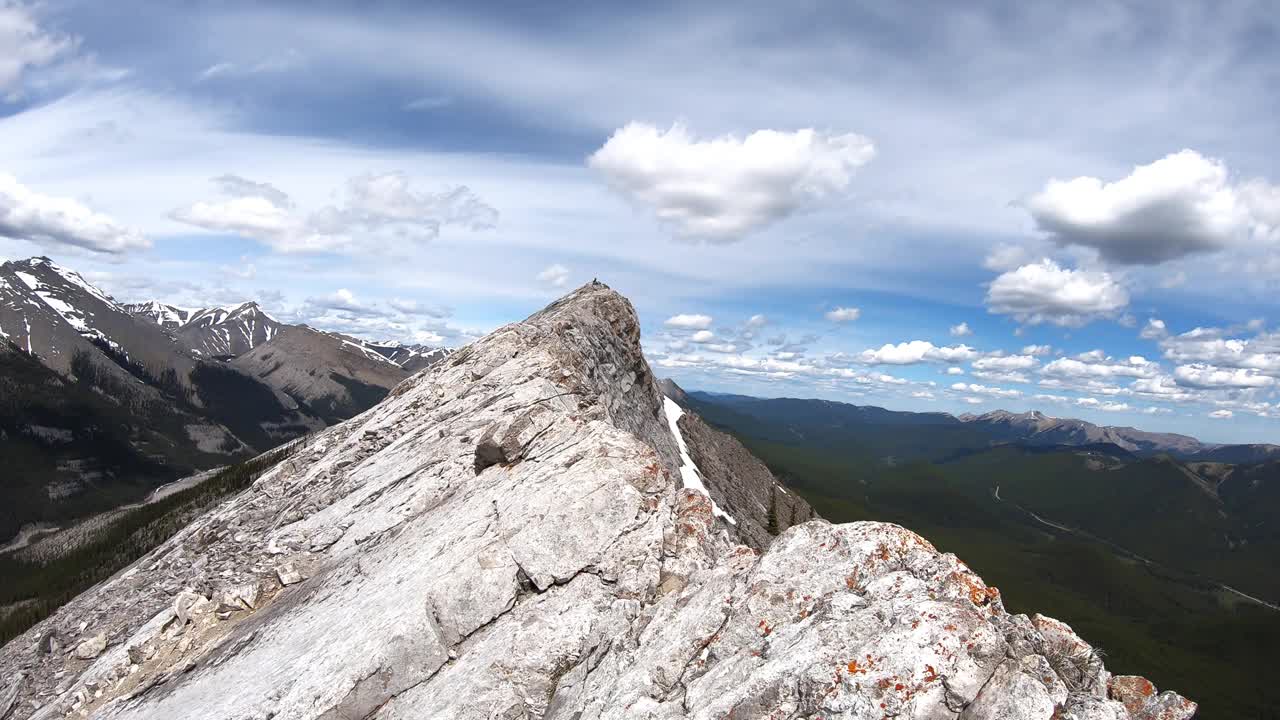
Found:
[0,283,1191,720]
[230,325,409,422]
[959,410,1205,456]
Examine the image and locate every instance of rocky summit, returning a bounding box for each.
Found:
[0,282,1194,720]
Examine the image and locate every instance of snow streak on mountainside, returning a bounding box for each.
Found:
[175,302,282,358]
[0,282,1194,720]
[123,302,195,330]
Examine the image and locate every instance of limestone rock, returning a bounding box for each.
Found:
[72,634,106,661]
[275,563,302,586]
[0,282,1193,720]
[1109,676,1158,715]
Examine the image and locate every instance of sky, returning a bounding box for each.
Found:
[1,0,1279,443]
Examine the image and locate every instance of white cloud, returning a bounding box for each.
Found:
[859,341,978,365]
[826,306,861,323]
[690,330,715,343]
[0,2,78,100]
[172,172,497,253]
[1021,344,1053,356]
[664,313,713,330]
[1139,318,1168,340]
[949,322,972,337]
[945,366,965,375]
[536,263,570,288]
[746,314,768,328]
[0,173,149,253]
[1173,363,1276,389]
[1075,398,1131,412]
[1160,327,1280,374]
[986,259,1129,326]
[1024,150,1279,264]
[1042,354,1160,380]
[951,382,1021,399]
[588,122,874,241]
[973,354,1039,372]
[1209,409,1234,419]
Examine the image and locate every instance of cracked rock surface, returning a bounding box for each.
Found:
[0,282,1194,720]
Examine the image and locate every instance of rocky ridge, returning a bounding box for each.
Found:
[0,282,1194,719]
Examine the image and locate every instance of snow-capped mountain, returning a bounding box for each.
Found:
[0,257,199,382]
[122,301,196,330]
[175,302,283,358]
[362,340,454,372]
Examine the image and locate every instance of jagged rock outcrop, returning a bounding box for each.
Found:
[0,282,1194,720]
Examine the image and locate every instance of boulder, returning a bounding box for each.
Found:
[72,634,106,660]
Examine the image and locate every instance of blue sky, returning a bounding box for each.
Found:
[1,0,1279,443]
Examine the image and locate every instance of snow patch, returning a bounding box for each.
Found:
[663,397,737,525]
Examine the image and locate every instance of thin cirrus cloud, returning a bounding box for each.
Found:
[536,263,570,288]
[825,307,861,323]
[0,2,78,100]
[588,122,875,242]
[0,174,150,254]
[985,259,1129,327]
[171,172,498,253]
[1023,150,1280,265]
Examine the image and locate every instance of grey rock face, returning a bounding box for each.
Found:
[0,282,1193,720]
[673,404,816,550]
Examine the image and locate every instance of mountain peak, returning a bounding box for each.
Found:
[0,282,1193,720]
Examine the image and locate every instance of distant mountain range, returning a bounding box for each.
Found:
[688,390,1279,463]
[0,256,452,543]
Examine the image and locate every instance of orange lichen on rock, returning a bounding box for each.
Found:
[1108,675,1157,714]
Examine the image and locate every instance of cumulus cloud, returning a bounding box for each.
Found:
[172,172,497,253]
[1042,354,1160,380]
[1023,150,1280,264]
[970,354,1038,383]
[950,382,1022,399]
[588,122,874,241]
[985,259,1129,327]
[825,306,861,323]
[664,313,713,330]
[949,322,972,337]
[1160,327,1280,374]
[0,2,78,100]
[690,330,716,343]
[0,174,149,253]
[536,263,570,288]
[1075,398,1131,412]
[860,341,979,365]
[1139,318,1168,340]
[1021,344,1053,357]
[946,366,965,376]
[1173,363,1276,389]
[294,288,471,346]
[746,314,768,328]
